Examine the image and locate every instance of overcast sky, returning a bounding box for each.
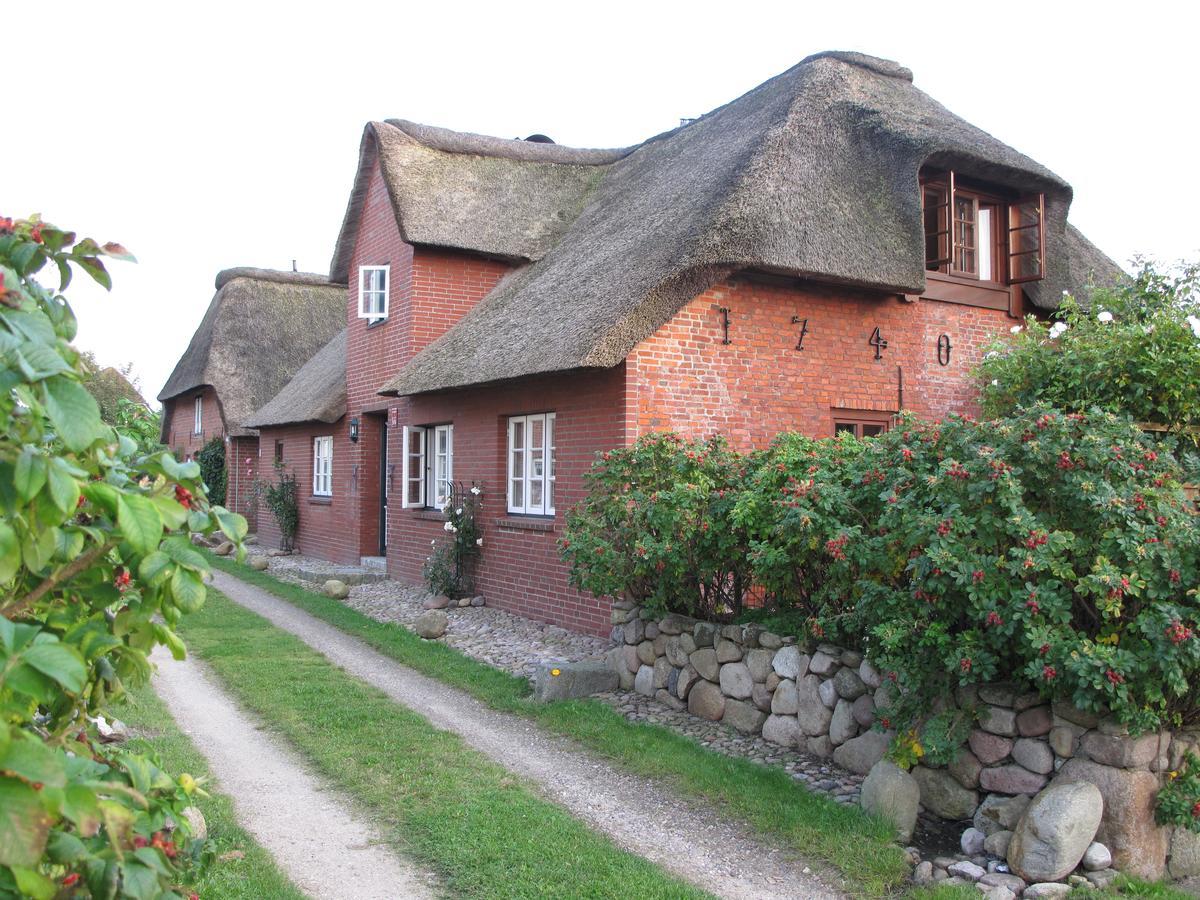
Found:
[6,1,1197,404]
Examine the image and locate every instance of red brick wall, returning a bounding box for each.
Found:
[625,275,1014,449]
[163,387,222,459]
[255,421,357,564]
[225,435,259,530]
[342,157,510,560]
[392,367,626,636]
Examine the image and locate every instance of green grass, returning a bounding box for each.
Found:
[205,553,911,896]
[179,589,709,899]
[118,682,306,900]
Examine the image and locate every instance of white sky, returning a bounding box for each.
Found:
[6,1,1197,404]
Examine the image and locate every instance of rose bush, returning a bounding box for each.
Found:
[564,410,1199,734]
[561,433,752,620]
[1,215,246,898]
[423,485,482,599]
[978,259,1200,435]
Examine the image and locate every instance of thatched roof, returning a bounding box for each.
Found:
[158,268,346,437]
[243,329,347,428]
[369,51,1124,397]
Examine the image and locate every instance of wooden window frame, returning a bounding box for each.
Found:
[401,424,454,510]
[507,413,556,516]
[274,440,283,464]
[192,396,202,435]
[358,265,390,321]
[921,171,1044,289]
[832,409,893,439]
[312,436,333,497]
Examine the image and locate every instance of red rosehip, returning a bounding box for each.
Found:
[972,570,984,584]
[114,569,131,592]
[31,223,43,243]
[63,873,80,887]
[1105,668,1124,686]
[175,484,193,509]
[133,835,149,848]
[960,657,972,673]
[986,611,1003,627]
[1043,665,1056,680]
[1039,643,1051,656]
[1170,569,1182,584]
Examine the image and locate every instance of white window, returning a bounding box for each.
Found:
[312,436,333,497]
[358,265,389,321]
[400,424,454,509]
[193,396,202,435]
[507,413,555,515]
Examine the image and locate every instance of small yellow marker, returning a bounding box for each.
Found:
[551,668,561,677]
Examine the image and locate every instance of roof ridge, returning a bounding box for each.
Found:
[798,51,913,82]
[382,119,634,165]
[215,267,345,291]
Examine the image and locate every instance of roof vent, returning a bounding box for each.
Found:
[523,133,556,144]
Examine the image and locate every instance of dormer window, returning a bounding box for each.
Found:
[358,265,389,321]
[922,172,1045,284]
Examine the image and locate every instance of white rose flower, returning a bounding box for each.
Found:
[443,521,454,532]
[1097,311,1114,323]
[1010,325,1022,334]
[1049,322,1069,339]
[455,508,463,516]
[476,538,483,547]
[984,351,1000,360]
[470,486,481,495]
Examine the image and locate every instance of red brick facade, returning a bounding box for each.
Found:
[626,275,1012,450]
[163,387,259,528]
[255,161,1024,637]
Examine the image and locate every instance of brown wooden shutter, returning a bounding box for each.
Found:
[1007,193,1045,284]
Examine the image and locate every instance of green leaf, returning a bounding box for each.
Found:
[0,734,67,788]
[20,527,57,573]
[150,493,188,530]
[0,778,50,867]
[214,507,248,544]
[101,242,136,263]
[74,255,111,290]
[45,458,81,514]
[46,830,88,864]
[9,241,40,276]
[60,784,101,837]
[160,453,200,482]
[169,567,205,614]
[82,481,118,518]
[43,377,102,451]
[13,450,46,503]
[153,624,186,661]
[23,641,86,693]
[10,866,55,900]
[137,551,171,587]
[118,861,159,900]
[0,523,19,584]
[117,494,162,555]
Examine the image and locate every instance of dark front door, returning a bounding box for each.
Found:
[378,421,389,555]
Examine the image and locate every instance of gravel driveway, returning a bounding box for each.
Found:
[210,569,845,900]
[151,647,440,900]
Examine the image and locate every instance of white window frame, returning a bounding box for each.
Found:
[358,265,390,321]
[400,424,454,510]
[507,413,555,515]
[312,436,333,497]
[193,396,202,435]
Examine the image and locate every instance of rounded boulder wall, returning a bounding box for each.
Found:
[860,760,920,844]
[1052,757,1169,880]
[719,662,754,700]
[912,765,980,821]
[1007,781,1103,883]
[687,679,726,722]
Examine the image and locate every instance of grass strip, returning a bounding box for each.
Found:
[205,553,910,896]
[119,682,306,900]
[180,589,709,899]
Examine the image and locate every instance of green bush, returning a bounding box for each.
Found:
[561,433,752,620]
[259,466,298,552]
[195,436,226,507]
[978,259,1200,434]
[564,411,1200,733]
[0,214,246,897]
[423,486,482,599]
[1157,752,1200,832]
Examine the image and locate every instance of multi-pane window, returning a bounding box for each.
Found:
[358,265,389,320]
[833,417,890,438]
[922,171,1044,284]
[312,436,333,496]
[193,396,203,435]
[400,424,454,509]
[508,413,555,515]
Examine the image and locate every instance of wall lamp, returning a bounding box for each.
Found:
[349,417,360,443]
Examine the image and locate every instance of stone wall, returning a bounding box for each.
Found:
[608,600,1200,882]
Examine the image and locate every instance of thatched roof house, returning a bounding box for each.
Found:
[342,51,1122,398]
[158,268,347,440]
[244,329,347,428]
